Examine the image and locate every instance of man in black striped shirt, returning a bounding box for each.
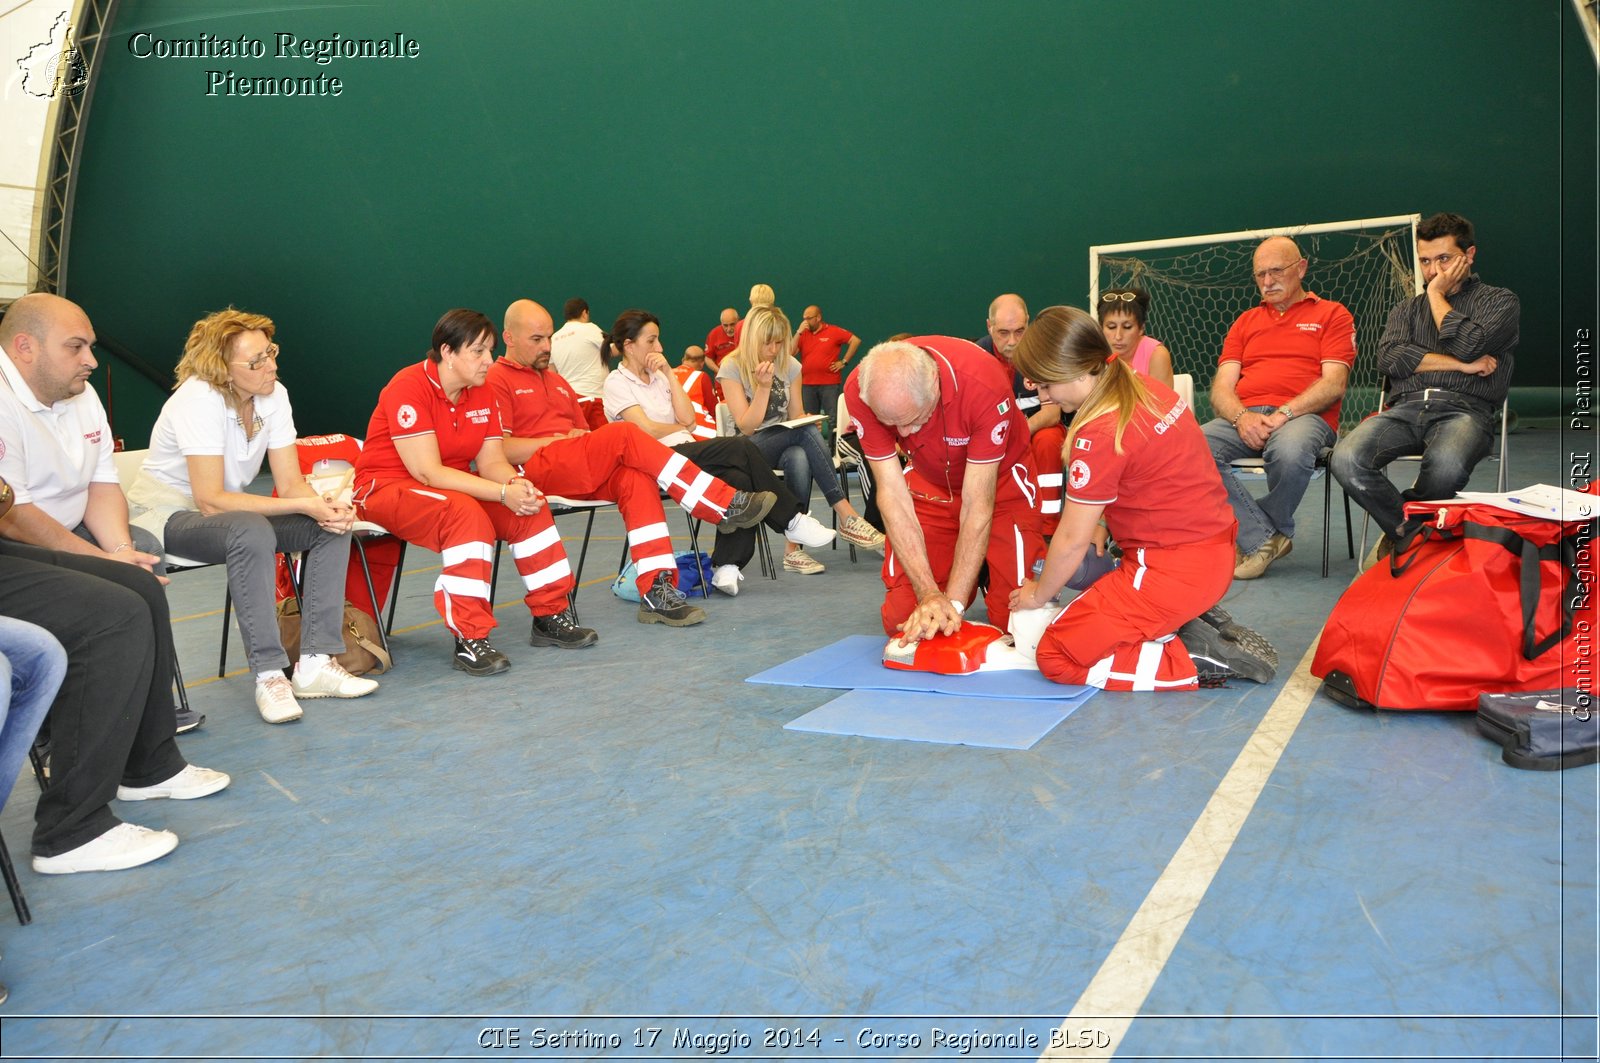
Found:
[1330,213,1519,556]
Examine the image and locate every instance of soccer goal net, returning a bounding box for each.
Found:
[1090,215,1421,431]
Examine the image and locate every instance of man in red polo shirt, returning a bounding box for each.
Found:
[795,305,859,441]
[704,308,739,371]
[1203,236,1355,579]
[845,337,1043,640]
[490,300,776,626]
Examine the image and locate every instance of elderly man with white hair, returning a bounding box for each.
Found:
[843,336,1043,641]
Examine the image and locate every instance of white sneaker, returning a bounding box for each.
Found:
[32,822,179,875]
[293,658,379,699]
[785,511,837,550]
[712,564,744,596]
[255,675,304,724]
[116,764,231,802]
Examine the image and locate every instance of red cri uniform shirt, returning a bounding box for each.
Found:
[1219,292,1356,431]
[844,335,1033,501]
[486,356,586,438]
[1062,378,1234,550]
[796,323,857,385]
[355,359,504,488]
[705,324,739,368]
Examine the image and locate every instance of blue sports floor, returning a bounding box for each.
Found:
[0,424,1593,1061]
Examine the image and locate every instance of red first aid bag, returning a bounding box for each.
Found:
[1313,488,1597,711]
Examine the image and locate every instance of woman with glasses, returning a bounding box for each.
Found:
[128,308,377,725]
[717,305,885,574]
[1097,288,1174,388]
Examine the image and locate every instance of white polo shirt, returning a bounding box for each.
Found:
[0,345,118,528]
[140,377,298,505]
[551,319,607,398]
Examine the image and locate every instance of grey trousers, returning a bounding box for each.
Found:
[163,510,352,674]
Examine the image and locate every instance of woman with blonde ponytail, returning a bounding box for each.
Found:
[1009,306,1276,690]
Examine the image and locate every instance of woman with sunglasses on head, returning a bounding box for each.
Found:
[718,305,885,574]
[128,309,377,724]
[1009,306,1275,691]
[603,308,837,596]
[1097,288,1174,388]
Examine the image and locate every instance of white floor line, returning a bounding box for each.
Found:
[1041,636,1325,1061]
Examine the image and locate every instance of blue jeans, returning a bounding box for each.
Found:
[0,618,65,808]
[1329,396,1495,537]
[164,511,352,674]
[753,423,846,520]
[1202,409,1335,553]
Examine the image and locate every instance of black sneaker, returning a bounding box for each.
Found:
[529,606,598,648]
[454,636,510,676]
[720,490,777,532]
[1179,615,1277,685]
[175,706,206,735]
[638,571,707,627]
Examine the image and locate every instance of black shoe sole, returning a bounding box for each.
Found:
[719,491,777,532]
[528,631,599,648]
[453,655,510,676]
[1180,620,1277,684]
[638,605,707,627]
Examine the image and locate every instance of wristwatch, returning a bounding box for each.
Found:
[1276,404,1296,420]
[0,477,12,508]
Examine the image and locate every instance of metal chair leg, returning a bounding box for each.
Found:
[0,832,31,926]
[384,541,408,636]
[350,535,391,657]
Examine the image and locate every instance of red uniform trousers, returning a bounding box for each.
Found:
[1031,425,1066,538]
[520,422,737,595]
[1035,529,1235,691]
[881,466,1044,637]
[357,480,573,639]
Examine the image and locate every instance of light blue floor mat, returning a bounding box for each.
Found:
[784,687,1094,749]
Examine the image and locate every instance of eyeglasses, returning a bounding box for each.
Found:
[234,344,280,371]
[1100,291,1139,303]
[1253,260,1302,282]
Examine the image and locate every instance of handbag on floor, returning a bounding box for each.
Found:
[1313,489,1595,711]
[1475,688,1599,770]
[277,598,392,676]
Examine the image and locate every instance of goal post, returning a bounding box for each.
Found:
[1088,214,1422,430]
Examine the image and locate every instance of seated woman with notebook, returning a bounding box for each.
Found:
[717,305,885,574]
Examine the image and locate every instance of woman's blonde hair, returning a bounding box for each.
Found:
[1011,305,1163,455]
[748,283,775,309]
[727,304,794,397]
[175,308,276,411]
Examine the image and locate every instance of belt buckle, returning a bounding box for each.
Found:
[1421,388,1445,403]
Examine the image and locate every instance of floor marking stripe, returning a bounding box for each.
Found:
[1043,636,1324,1061]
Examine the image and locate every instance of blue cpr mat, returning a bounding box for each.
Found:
[784,688,1092,750]
[751,635,1097,749]
[748,635,1081,699]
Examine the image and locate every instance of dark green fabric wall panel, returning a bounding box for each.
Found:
[65,0,1583,440]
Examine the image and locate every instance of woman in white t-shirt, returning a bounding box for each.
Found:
[717,306,884,574]
[128,309,377,724]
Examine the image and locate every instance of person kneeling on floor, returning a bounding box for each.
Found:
[1008,306,1277,690]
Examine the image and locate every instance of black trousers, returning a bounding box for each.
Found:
[672,437,802,568]
[0,540,185,856]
